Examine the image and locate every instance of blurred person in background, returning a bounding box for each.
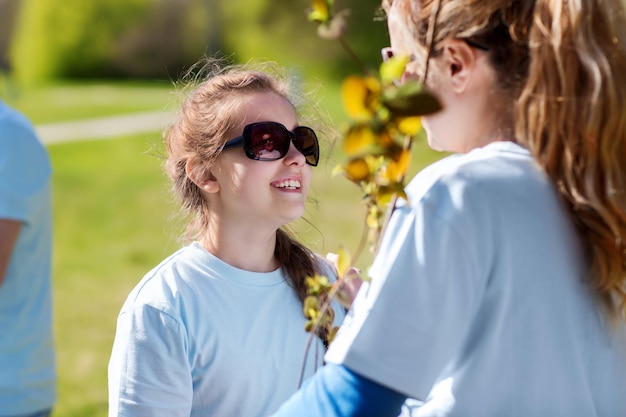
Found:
[0,100,56,417]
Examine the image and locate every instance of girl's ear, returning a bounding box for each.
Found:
[185,157,220,193]
[441,39,477,92]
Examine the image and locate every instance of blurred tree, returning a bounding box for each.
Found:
[0,0,20,73]
[108,0,214,78]
[222,0,388,79]
[10,0,214,82]
[8,0,387,82]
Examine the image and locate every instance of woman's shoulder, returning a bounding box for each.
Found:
[406,141,543,203]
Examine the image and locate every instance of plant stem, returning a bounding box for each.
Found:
[339,37,367,74]
[296,278,349,388]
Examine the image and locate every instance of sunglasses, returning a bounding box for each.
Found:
[223,121,320,167]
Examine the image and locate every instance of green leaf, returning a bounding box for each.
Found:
[307,0,332,23]
[382,81,442,116]
[380,55,409,85]
[304,295,320,319]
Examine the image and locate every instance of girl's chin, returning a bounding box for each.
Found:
[426,135,445,152]
[279,206,306,224]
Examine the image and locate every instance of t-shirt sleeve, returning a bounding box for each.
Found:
[108,303,193,417]
[325,182,490,400]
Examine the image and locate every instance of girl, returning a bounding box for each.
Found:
[271,0,626,416]
[108,60,345,416]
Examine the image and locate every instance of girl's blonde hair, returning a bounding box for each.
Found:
[163,58,331,344]
[385,0,626,319]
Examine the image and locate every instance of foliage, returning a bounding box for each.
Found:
[301,0,441,356]
[9,0,210,82]
[221,0,390,80]
[5,0,389,83]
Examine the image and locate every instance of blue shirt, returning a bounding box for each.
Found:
[0,100,55,415]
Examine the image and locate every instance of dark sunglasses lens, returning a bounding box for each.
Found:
[247,123,290,160]
[293,127,319,166]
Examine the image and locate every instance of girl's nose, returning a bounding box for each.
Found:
[283,142,306,166]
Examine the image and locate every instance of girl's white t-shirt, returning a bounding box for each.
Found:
[109,242,345,417]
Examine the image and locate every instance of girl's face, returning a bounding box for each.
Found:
[209,92,313,231]
[387,1,454,151]
[387,0,485,153]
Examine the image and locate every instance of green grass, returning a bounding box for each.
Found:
[1,79,176,124]
[16,81,445,417]
[48,132,183,417]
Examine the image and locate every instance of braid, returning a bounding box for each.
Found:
[275,228,332,347]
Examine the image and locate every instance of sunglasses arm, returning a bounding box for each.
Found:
[222,136,245,150]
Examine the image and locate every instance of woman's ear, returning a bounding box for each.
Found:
[185,157,219,193]
[441,39,477,92]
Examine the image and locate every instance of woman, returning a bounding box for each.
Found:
[271,0,626,415]
[107,60,345,416]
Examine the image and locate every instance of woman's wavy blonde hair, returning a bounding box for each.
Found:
[383,0,626,320]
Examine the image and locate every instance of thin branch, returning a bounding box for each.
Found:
[339,37,368,74]
[297,278,349,388]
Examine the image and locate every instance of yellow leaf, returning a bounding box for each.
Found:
[381,149,411,182]
[376,187,398,206]
[366,205,383,228]
[344,158,370,183]
[342,76,369,120]
[331,163,345,178]
[341,75,381,120]
[343,125,377,155]
[364,181,378,196]
[319,275,330,288]
[304,296,320,319]
[380,55,409,85]
[336,246,352,278]
[308,0,330,23]
[328,326,339,344]
[305,320,314,332]
[363,154,385,173]
[397,116,422,136]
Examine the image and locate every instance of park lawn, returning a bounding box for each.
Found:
[2,79,178,124]
[48,131,182,417]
